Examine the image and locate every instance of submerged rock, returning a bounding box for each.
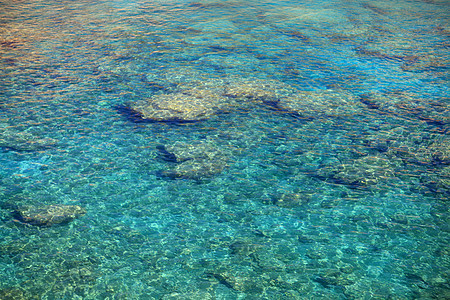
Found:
[359,91,449,125]
[393,137,450,166]
[223,78,296,104]
[317,155,398,188]
[163,158,228,179]
[162,291,213,300]
[278,89,363,118]
[401,54,448,73]
[159,141,231,179]
[421,166,450,195]
[130,88,231,122]
[161,141,228,162]
[0,123,57,151]
[272,192,311,208]
[314,270,356,288]
[14,204,86,226]
[229,240,260,256]
[429,139,450,165]
[126,77,301,123]
[354,28,432,60]
[0,287,28,300]
[205,271,264,293]
[365,126,449,166]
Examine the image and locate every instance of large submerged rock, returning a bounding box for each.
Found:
[359,92,449,125]
[401,54,448,73]
[277,89,364,118]
[390,137,450,166]
[14,204,86,226]
[317,155,399,188]
[130,88,232,122]
[223,78,296,104]
[164,159,228,179]
[128,77,299,122]
[365,126,449,166]
[0,287,28,300]
[421,166,450,195]
[0,123,57,151]
[158,141,231,179]
[429,139,450,165]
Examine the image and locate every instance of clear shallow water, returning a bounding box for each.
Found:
[0,0,449,299]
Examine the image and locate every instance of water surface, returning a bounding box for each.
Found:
[0,0,449,299]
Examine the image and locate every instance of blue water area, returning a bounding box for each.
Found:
[0,0,449,298]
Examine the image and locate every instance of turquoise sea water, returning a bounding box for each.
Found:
[0,0,449,298]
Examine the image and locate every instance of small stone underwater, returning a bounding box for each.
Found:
[0,0,448,298]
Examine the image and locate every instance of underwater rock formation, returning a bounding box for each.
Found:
[163,159,228,180]
[401,54,448,73]
[131,87,232,122]
[314,269,356,288]
[422,166,449,195]
[263,192,311,208]
[365,126,449,166]
[14,204,86,226]
[359,92,449,125]
[354,26,448,74]
[278,89,363,118]
[161,141,229,162]
[353,27,435,60]
[0,287,28,300]
[391,137,450,166]
[162,291,214,300]
[129,77,298,122]
[159,141,231,179]
[205,270,265,293]
[429,139,450,165]
[223,78,296,105]
[317,155,399,188]
[0,123,57,151]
